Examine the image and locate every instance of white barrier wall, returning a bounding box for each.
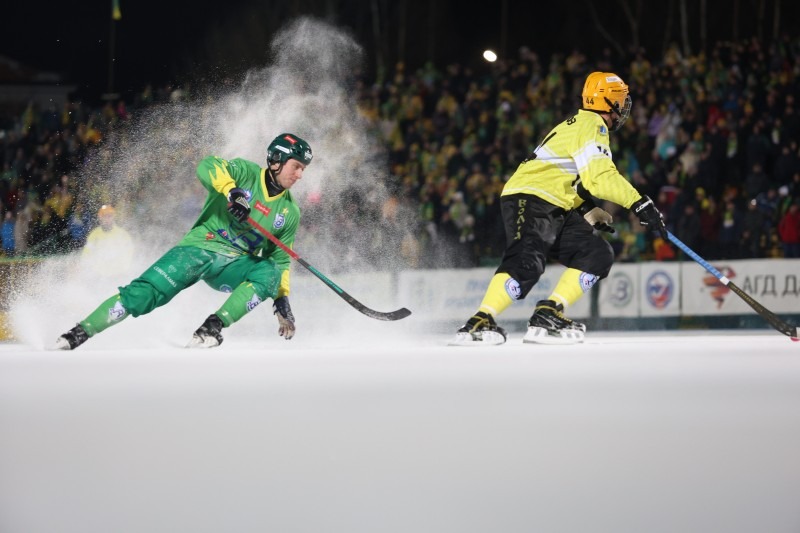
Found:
[598,264,640,317]
[599,262,684,317]
[396,266,591,321]
[290,259,799,323]
[600,258,800,318]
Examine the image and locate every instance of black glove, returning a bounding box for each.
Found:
[227,188,250,223]
[273,296,295,340]
[577,201,615,234]
[632,195,668,239]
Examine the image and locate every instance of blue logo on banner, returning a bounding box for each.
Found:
[646,271,674,309]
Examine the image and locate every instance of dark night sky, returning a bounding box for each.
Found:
[3,0,798,101]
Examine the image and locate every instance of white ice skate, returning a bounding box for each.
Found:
[186,314,224,348]
[449,312,507,346]
[53,324,90,351]
[523,326,585,345]
[523,300,585,345]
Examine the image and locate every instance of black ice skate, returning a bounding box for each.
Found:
[523,299,586,345]
[54,324,90,350]
[187,314,225,348]
[449,311,507,346]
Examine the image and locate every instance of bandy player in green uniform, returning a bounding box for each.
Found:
[55,133,313,349]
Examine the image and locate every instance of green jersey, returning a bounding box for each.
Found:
[178,156,300,296]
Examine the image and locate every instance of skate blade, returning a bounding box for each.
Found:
[186,335,221,349]
[52,336,73,351]
[448,331,506,346]
[523,326,584,345]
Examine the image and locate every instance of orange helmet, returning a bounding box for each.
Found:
[98,205,116,217]
[581,72,632,131]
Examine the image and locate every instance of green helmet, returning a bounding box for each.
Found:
[267,133,313,167]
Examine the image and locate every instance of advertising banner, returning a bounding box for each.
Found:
[681,259,800,315]
[639,262,682,317]
[598,264,639,317]
[397,266,591,321]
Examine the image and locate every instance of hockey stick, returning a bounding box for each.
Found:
[666,231,798,340]
[247,202,411,321]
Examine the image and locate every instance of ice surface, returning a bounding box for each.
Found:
[1,332,799,533]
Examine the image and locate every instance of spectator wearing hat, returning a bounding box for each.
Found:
[81,204,134,274]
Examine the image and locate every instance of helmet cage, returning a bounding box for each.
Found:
[606,93,632,131]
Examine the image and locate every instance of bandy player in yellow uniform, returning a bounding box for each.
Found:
[451,72,667,346]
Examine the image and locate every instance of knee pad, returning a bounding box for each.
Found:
[504,254,547,299]
[593,240,614,279]
[569,238,614,280]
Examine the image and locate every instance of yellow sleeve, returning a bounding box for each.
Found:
[277,269,291,298]
[196,156,236,197]
[572,123,642,209]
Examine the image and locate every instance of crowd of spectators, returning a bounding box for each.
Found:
[356,37,800,266]
[2,37,800,270]
[0,85,180,258]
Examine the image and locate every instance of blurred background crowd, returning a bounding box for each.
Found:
[1,36,800,269]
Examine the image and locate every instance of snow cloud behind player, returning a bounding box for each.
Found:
[7,18,408,349]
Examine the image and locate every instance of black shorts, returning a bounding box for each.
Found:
[496,194,614,298]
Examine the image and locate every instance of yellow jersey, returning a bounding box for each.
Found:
[501,109,641,210]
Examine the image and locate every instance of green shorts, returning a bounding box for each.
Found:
[119,246,281,317]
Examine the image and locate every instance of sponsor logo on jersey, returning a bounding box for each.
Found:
[246,293,262,311]
[243,189,252,201]
[599,125,608,135]
[579,272,599,292]
[504,277,522,300]
[272,208,289,229]
[153,266,177,287]
[108,300,127,321]
[205,231,215,240]
[219,284,233,293]
[646,270,674,309]
[256,203,271,217]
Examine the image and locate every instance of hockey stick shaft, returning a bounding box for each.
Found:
[247,203,411,321]
[667,231,798,339]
